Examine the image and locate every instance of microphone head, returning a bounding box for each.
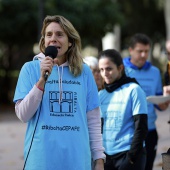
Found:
[45,46,58,59]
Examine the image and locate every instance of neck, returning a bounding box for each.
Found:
[56,56,67,66]
[130,58,143,68]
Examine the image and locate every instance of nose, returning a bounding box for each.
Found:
[103,69,108,76]
[141,51,148,58]
[51,34,57,42]
[141,52,145,57]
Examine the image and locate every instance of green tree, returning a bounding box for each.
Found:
[0,0,38,103]
[0,0,166,105]
[0,0,124,104]
[117,0,166,49]
[44,0,124,49]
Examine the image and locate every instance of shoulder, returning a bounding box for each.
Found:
[129,82,143,91]
[33,52,45,61]
[82,63,92,75]
[145,61,160,72]
[23,60,40,68]
[150,65,160,72]
[123,57,131,66]
[147,65,161,77]
[98,89,107,98]
[129,83,146,99]
[123,82,144,95]
[21,60,40,74]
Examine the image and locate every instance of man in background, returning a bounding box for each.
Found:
[123,33,169,170]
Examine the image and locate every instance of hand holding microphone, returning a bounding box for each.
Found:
[41,46,58,81]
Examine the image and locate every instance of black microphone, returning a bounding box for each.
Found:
[44,46,58,80]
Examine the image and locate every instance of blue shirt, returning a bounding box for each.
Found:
[13,60,99,170]
[123,57,163,130]
[99,82,147,155]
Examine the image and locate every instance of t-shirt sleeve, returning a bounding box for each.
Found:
[156,70,163,95]
[131,84,148,116]
[13,62,38,103]
[85,65,100,112]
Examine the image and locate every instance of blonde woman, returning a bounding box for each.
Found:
[13,15,105,170]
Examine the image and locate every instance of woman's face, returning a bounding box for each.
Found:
[91,67,103,90]
[99,57,122,84]
[44,22,72,60]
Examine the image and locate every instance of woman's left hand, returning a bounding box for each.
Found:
[94,159,104,170]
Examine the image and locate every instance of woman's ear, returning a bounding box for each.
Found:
[119,64,124,72]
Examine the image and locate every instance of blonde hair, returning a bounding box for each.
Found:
[39,15,83,77]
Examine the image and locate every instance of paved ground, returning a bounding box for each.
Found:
[154,106,170,170]
[0,104,170,170]
[0,105,26,170]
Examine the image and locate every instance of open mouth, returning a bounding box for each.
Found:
[56,46,61,51]
[49,45,60,50]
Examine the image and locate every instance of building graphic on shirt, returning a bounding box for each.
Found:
[49,91,73,113]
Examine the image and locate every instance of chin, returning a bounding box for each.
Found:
[105,81,111,84]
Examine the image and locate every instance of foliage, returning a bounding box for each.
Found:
[0,0,167,104]
[0,0,38,70]
[117,0,166,49]
[0,0,38,45]
[0,0,124,104]
[43,0,124,48]
[0,0,38,103]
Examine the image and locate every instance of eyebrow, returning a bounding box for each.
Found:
[45,30,65,34]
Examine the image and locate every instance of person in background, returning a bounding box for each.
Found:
[163,85,170,96]
[13,15,105,170]
[83,56,103,91]
[98,49,148,170]
[163,40,170,125]
[164,40,170,85]
[123,33,169,170]
[164,40,170,95]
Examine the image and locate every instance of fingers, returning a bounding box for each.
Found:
[40,57,54,78]
[158,101,169,110]
[163,85,170,96]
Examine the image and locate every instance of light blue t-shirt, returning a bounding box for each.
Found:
[13,60,99,170]
[99,83,147,155]
[123,57,163,130]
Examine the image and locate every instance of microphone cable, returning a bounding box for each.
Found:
[23,82,46,170]
[23,46,57,169]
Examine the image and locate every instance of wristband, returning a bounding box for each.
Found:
[36,84,44,91]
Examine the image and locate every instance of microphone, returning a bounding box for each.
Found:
[44,46,58,80]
